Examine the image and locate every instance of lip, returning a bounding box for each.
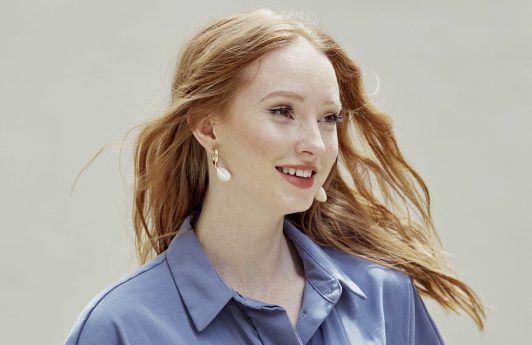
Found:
[275,165,317,190]
[276,164,318,172]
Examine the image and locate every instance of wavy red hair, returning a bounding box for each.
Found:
[120,9,487,330]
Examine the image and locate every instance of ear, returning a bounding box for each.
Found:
[186,108,219,153]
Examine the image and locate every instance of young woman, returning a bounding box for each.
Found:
[65,8,485,345]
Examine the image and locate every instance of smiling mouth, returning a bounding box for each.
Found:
[275,166,316,179]
[275,166,316,189]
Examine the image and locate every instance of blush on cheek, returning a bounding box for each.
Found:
[241,122,282,154]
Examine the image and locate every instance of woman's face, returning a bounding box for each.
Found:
[214,36,342,214]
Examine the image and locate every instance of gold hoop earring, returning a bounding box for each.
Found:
[211,148,231,182]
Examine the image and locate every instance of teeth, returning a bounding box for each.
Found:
[277,167,313,178]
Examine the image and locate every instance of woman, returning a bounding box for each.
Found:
[65,8,485,345]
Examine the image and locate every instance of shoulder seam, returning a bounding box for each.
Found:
[73,255,168,345]
[407,277,413,345]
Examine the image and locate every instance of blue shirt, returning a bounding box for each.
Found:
[64,214,445,345]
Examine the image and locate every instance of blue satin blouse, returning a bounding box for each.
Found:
[64,214,445,344]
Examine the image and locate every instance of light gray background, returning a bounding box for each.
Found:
[1,1,530,344]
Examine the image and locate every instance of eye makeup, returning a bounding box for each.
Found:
[269,105,295,119]
[268,104,343,124]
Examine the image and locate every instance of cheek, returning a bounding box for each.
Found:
[323,131,339,167]
[324,129,339,152]
[243,127,276,151]
[230,119,283,175]
[238,118,283,153]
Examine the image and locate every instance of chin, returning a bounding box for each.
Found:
[280,198,315,215]
[267,188,316,215]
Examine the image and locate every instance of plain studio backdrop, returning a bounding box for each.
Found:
[1,1,530,344]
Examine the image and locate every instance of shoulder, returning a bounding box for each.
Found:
[321,245,445,344]
[64,254,172,345]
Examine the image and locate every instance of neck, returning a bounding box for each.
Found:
[193,187,300,296]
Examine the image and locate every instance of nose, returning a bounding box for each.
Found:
[296,120,326,156]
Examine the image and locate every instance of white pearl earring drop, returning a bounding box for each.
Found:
[211,148,231,182]
[315,186,327,202]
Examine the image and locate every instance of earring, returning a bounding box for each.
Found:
[314,186,327,202]
[211,148,231,182]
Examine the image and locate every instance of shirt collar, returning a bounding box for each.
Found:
[282,218,367,301]
[165,214,367,332]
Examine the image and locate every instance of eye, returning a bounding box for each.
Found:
[319,113,344,125]
[269,105,294,119]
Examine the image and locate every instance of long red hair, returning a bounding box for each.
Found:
[122,9,486,329]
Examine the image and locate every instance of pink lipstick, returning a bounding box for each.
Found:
[275,165,317,189]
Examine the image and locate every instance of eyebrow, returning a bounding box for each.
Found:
[260,90,341,107]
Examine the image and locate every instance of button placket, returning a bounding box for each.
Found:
[245,307,304,345]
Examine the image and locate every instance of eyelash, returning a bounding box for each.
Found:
[269,105,344,124]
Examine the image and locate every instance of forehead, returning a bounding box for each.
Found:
[235,37,341,106]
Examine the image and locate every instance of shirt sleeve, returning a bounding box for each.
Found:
[407,277,446,345]
[63,310,126,345]
[63,293,127,345]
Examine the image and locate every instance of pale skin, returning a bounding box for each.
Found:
[188,36,343,328]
